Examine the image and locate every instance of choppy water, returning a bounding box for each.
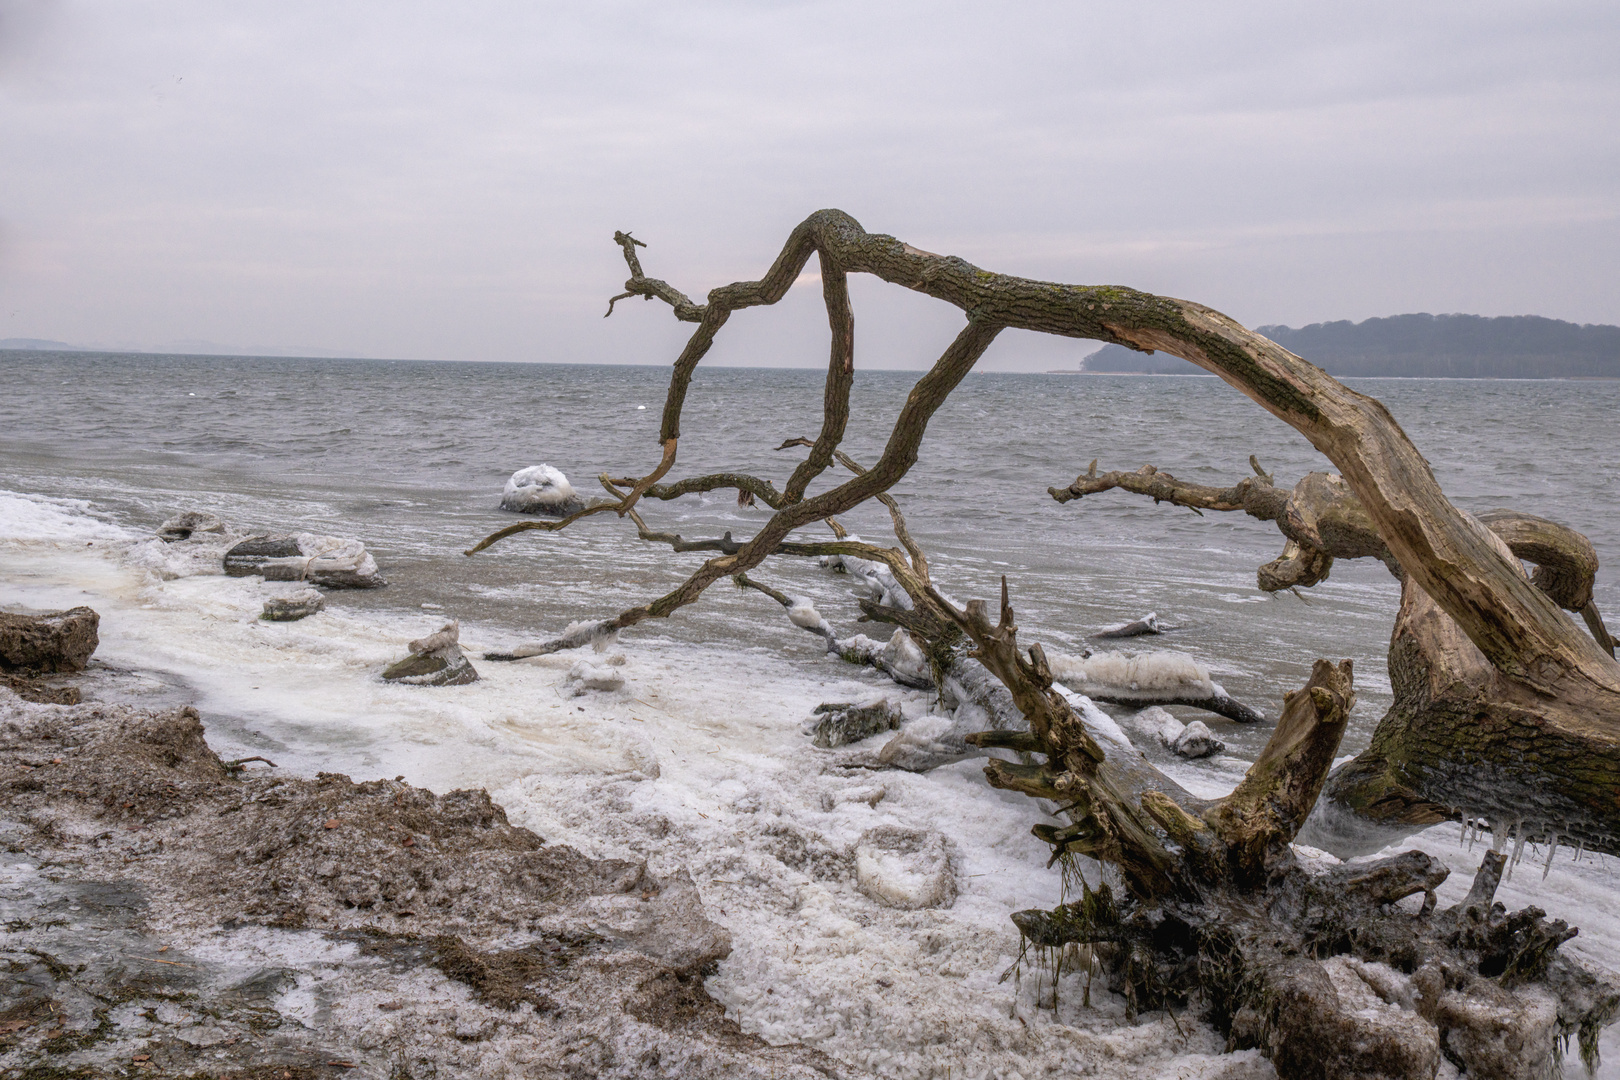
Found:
[4,350,1617,762]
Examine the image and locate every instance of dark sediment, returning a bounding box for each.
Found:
[0,690,842,1078]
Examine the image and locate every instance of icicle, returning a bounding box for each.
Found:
[1573,840,1585,865]
[1543,838,1558,880]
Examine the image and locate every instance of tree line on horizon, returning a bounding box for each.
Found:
[1086,312,1620,378]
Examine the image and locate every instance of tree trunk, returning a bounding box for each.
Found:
[1053,459,1620,855]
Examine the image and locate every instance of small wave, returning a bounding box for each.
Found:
[0,489,132,543]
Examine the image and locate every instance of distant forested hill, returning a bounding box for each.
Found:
[1085,314,1620,378]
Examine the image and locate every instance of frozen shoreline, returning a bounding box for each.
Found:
[4,487,1619,1077]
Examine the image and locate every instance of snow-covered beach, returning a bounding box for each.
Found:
[5,483,1619,1075]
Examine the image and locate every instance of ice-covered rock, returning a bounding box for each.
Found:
[804,699,903,748]
[564,658,625,696]
[135,513,245,579]
[833,628,933,689]
[1132,705,1224,758]
[260,589,325,622]
[854,827,956,909]
[156,510,231,543]
[874,712,962,771]
[879,628,930,685]
[0,607,99,674]
[1092,611,1166,638]
[1169,719,1223,758]
[224,533,385,589]
[383,621,478,686]
[500,465,585,517]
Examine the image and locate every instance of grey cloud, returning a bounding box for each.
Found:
[1,0,1615,369]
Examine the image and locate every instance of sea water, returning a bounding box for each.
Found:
[3,350,1618,1077]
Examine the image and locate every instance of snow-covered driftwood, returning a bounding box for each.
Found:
[1049,649,1264,723]
[462,212,1620,1077]
[482,620,613,661]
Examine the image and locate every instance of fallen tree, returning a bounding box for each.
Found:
[465,211,1620,1078]
[1053,458,1620,856]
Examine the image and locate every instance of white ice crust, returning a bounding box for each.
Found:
[5,487,1619,1079]
[501,465,577,512]
[1051,648,1216,696]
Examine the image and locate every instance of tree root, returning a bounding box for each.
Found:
[1013,848,1617,1079]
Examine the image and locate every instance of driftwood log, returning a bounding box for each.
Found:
[465,211,1620,1077]
[1053,459,1620,857]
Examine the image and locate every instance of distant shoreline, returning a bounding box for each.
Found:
[1051,368,1620,381]
[7,347,1619,381]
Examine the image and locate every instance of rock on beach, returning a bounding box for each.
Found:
[0,606,99,674]
[501,464,586,516]
[224,533,386,589]
[260,588,325,621]
[383,620,479,686]
[805,700,903,748]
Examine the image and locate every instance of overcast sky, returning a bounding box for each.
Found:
[2,1,1616,370]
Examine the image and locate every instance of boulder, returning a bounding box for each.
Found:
[0,607,99,674]
[136,513,245,579]
[383,621,478,686]
[382,651,478,686]
[224,535,302,577]
[1133,705,1224,758]
[156,510,231,543]
[1092,611,1166,639]
[1170,719,1224,758]
[261,589,325,622]
[854,827,956,909]
[500,465,585,517]
[224,533,385,589]
[805,700,903,748]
